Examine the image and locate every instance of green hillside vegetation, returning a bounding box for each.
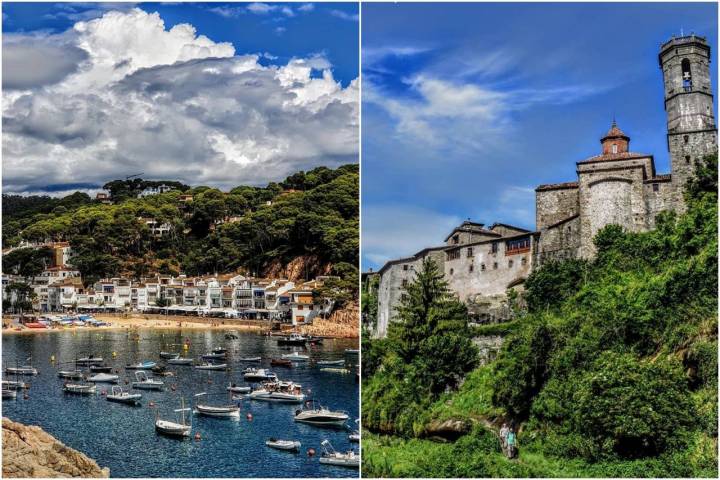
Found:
[362,155,717,477]
[2,165,359,297]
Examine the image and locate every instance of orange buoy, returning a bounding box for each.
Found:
[246,413,253,420]
[307,448,315,457]
[194,432,201,441]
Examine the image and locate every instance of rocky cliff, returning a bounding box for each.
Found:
[2,417,109,478]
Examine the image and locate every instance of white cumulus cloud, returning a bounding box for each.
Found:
[2,8,358,194]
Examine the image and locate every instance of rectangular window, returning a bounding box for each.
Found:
[521,257,527,266]
[452,235,459,244]
[446,249,460,260]
[401,279,408,287]
[491,242,498,254]
[403,264,409,271]
[652,184,659,192]
[505,237,531,255]
[467,247,473,257]
[508,260,513,268]
[493,262,498,270]
[469,264,474,273]
[481,263,486,271]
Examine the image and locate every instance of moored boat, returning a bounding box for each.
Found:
[250,381,306,403]
[159,351,179,359]
[126,361,157,370]
[201,352,226,360]
[294,403,349,427]
[195,363,227,371]
[227,383,251,394]
[211,347,227,355]
[2,389,17,400]
[106,386,142,405]
[131,371,164,390]
[58,370,84,379]
[88,373,119,383]
[266,439,301,452]
[63,383,97,395]
[167,357,193,365]
[5,366,38,375]
[270,358,293,367]
[2,380,28,390]
[89,365,114,373]
[76,356,104,365]
[155,398,191,438]
[319,440,359,468]
[277,333,307,346]
[316,359,345,366]
[238,356,261,362]
[242,368,277,381]
[281,352,309,361]
[194,393,240,418]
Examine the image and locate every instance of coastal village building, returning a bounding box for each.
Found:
[373,34,717,338]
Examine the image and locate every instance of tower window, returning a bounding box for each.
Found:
[611,143,618,154]
[652,184,659,192]
[493,262,498,270]
[681,58,693,91]
[469,264,474,273]
[480,263,486,271]
[403,264,408,271]
[683,135,689,144]
[467,247,473,258]
[449,268,454,275]
[508,260,514,268]
[685,155,691,164]
[521,257,527,266]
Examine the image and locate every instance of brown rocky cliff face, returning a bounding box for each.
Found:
[2,417,109,478]
[263,255,333,281]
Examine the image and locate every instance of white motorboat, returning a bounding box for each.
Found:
[5,366,38,375]
[211,347,227,355]
[159,351,179,359]
[193,393,240,418]
[195,363,227,371]
[266,439,301,452]
[276,333,308,346]
[316,359,345,366]
[76,356,104,365]
[2,389,17,400]
[106,386,142,405]
[320,367,351,374]
[126,361,157,370]
[294,404,349,427]
[319,440,359,468]
[155,398,191,438]
[63,383,97,395]
[88,373,119,383]
[131,371,164,390]
[281,353,309,362]
[201,352,226,360]
[1,380,28,390]
[238,357,261,362]
[349,419,360,442]
[242,368,277,381]
[344,349,359,355]
[250,381,306,403]
[227,383,251,394]
[167,357,193,365]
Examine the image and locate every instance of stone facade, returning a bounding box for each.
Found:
[372,33,717,338]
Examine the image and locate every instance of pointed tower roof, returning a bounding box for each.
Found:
[601,119,630,142]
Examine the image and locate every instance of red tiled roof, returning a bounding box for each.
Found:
[578,152,651,164]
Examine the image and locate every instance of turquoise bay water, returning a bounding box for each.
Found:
[1,329,359,478]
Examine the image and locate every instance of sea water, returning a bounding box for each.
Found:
[1,329,359,478]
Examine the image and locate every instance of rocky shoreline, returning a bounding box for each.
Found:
[2,417,109,478]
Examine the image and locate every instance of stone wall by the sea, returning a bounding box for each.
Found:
[2,417,109,478]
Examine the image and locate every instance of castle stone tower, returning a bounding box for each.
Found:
[659,34,717,202]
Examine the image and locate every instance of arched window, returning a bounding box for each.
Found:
[612,143,618,154]
[681,58,692,90]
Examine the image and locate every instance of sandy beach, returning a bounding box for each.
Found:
[2,311,359,338]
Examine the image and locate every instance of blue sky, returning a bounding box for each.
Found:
[2,2,358,195]
[361,2,718,271]
[2,2,359,85]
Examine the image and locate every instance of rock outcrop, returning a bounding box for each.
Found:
[423,418,472,442]
[2,417,109,478]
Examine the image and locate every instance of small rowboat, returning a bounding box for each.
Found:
[88,373,119,383]
[238,357,261,362]
[344,349,359,355]
[211,347,227,355]
[63,383,97,395]
[227,384,251,394]
[5,366,38,375]
[155,399,191,438]
[281,353,309,361]
[266,439,301,452]
[194,404,240,418]
[58,370,84,380]
[316,359,345,366]
[106,386,141,405]
[126,361,157,370]
[195,363,227,371]
[167,357,193,365]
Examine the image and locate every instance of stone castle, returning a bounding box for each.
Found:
[373,34,717,338]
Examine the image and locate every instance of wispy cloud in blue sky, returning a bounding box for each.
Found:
[362,2,718,270]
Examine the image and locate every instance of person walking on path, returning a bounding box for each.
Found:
[499,423,509,453]
[506,428,517,459]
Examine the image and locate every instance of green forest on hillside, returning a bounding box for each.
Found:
[2,165,358,298]
[362,155,718,477]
